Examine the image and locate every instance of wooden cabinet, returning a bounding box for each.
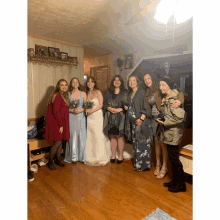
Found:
[28,139,53,167]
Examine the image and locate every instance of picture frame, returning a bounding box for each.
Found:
[60,52,68,61]
[35,45,48,57]
[48,47,60,58]
[28,48,35,58]
[68,56,78,65]
[124,54,133,69]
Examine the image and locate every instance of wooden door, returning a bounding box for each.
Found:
[90,65,110,95]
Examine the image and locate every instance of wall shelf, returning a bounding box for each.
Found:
[28,57,78,67]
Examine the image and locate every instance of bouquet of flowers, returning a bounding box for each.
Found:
[108,99,119,108]
[70,99,79,109]
[83,100,94,109]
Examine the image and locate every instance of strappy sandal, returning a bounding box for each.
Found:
[154,165,161,176]
[156,168,168,179]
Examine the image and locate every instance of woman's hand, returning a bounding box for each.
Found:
[124,105,128,111]
[69,109,74,113]
[59,126,63,134]
[107,107,115,114]
[74,108,81,114]
[113,108,123,114]
[135,119,143,126]
[172,100,181,109]
[85,109,93,114]
[156,119,164,125]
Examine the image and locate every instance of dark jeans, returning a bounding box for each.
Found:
[167,144,185,185]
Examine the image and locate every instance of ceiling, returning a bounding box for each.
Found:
[28,0,193,57]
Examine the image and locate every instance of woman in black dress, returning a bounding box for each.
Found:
[103,75,128,164]
[125,75,153,171]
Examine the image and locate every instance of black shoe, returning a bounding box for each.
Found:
[28,171,34,182]
[116,159,123,164]
[163,181,175,188]
[110,159,116,163]
[55,159,65,167]
[47,162,56,170]
[168,184,186,193]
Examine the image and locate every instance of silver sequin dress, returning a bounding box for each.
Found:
[64,92,87,163]
[147,94,160,137]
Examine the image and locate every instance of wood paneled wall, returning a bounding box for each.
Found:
[84,54,113,77]
[28,36,84,119]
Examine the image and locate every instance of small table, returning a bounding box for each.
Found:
[179,144,193,175]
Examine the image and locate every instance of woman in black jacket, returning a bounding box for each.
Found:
[103,75,128,164]
[125,75,153,171]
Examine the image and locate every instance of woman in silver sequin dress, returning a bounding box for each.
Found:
[64,77,87,163]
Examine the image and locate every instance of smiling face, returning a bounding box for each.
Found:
[87,78,95,90]
[144,74,153,87]
[71,78,80,89]
[129,76,138,89]
[113,77,121,88]
[59,81,68,93]
[160,81,170,94]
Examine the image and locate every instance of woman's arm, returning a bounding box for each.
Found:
[52,94,63,127]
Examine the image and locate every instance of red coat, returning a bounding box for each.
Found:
[45,94,70,141]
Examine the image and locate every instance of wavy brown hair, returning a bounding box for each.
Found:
[127,75,142,93]
[69,77,81,92]
[86,77,99,94]
[109,75,125,93]
[144,73,160,97]
[48,79,69,107]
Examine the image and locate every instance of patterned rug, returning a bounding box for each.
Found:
[143,208,177,220]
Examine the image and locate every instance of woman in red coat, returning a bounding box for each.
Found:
[45,79,70,170]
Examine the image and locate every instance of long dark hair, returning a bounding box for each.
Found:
[145,73,160,97]
[127,75,142,93]
[48,79,69,107]
[86,77,99,94]
[69,77,81,92]
[109,75,125,93]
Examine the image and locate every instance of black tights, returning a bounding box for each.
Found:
[49,141,62,162]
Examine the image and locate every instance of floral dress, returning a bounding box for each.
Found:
[127,99,152,170]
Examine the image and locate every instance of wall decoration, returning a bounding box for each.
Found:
[60,52,68,61]
[28,48,34,58]
[68,56,78,65]
[48,47,60,58]
[124,54,133,69]
[116,58,124,73]
[35,45,48,57]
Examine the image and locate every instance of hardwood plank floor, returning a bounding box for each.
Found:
[28,160,192,220]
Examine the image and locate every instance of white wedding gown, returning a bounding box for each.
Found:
[85,98,111,166]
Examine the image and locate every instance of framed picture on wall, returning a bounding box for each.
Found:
[68,56,78,65]
[60,52,68,61]
[35,45,48,57]
[124,54,133,69]
[48,47,60,58]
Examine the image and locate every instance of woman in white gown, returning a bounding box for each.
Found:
[84,77,111,166]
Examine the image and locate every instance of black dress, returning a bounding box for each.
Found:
[103,89,128,136]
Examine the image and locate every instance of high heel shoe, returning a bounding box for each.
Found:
[110,158,116,163]
[116,159,123,164]
[156,168,168,179]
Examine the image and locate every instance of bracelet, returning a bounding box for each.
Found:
[140,118,144,121]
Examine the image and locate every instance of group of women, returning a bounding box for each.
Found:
[45,73,186,193]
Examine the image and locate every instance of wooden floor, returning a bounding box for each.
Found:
[28,160,192,220]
